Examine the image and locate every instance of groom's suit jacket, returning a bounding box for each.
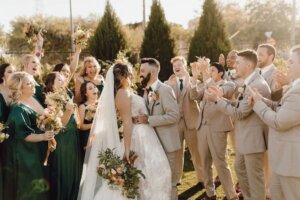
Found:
[254,81,300,177]
[147,81,181,153]
[216,71,271,154]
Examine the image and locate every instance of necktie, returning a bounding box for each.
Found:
[179,79,183,91]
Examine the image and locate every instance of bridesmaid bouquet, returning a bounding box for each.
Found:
[37,108,64,166]
[23,21,46,44]
[97,148,145,199]
[84,102,98,121]
[0,123,9,143]
[44,88,70,113]
[73,25,91,48]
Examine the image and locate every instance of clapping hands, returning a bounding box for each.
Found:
[247,86,263,105]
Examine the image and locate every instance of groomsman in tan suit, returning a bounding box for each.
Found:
[206,50,271,200]
[250,45,300,200]
[136,58,181,200]
[190,62,238,200]
[165,56,203,187]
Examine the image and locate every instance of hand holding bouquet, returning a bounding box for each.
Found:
[73,25,91,48]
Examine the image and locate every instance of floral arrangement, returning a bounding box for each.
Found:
[44,88,70,113]
[36,108,64,166]
[0,123,8,143]
[73,25,91,48]
[97,148,145,199]
[149,90,159,102]
[23,21,46,44]
[84,102,98,121]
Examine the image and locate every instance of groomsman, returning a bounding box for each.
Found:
[250,45,300,200]
[190,62,238,200]
[206,50,271,200]
[257,44,280,100]
[165,56,203,187]
[136,58,181,200]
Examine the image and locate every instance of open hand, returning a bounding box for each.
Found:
[248,86,263,103]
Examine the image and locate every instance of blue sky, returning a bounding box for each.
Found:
[0,0,249,32]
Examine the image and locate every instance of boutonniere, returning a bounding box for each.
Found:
[237,85,247,102]
[149,90,159,101]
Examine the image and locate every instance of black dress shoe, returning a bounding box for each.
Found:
[201,194,217,200]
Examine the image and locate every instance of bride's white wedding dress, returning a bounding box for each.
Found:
[94,93,172,200]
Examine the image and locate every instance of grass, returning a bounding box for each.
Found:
[178,138,237,200]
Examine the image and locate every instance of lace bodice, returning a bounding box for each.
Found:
[131,94,148,116]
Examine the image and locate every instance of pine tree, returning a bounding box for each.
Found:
[140,0,175,81]
[188,0,231,63]
[89,1,127,63]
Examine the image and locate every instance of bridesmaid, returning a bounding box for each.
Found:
[0,63,16,200]
[2,72,54,200]
[78,81,99,159]
[22,54,44,104]
[44,72,82,200]
[74,56,104,103]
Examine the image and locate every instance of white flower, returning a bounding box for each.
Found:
[238,87,245,94]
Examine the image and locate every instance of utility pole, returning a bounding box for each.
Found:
[291,0,296,46]
[143,0,146,30]
[69,0,75,53]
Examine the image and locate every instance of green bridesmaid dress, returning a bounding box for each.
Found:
[2,103,48,200]
[48,90,82,200]
[0,93,9,200]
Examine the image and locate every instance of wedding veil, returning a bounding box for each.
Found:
[77,65,123,200]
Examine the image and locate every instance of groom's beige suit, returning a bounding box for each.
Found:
[147,80,181,200]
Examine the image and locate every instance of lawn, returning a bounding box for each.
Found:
[178,138,237,200]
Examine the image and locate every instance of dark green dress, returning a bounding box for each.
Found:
[0,93,9,200]
[48,93,82,200]
[2,104,48,200]
[79,103,93,161]
[34,83,44,105]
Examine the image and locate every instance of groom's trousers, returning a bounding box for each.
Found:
[166,151,181,200]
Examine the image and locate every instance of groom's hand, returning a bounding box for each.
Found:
[136,114,149,124]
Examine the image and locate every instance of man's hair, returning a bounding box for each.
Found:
[291,45,300,63]
[237,49,258,67]
[211,62,225,78]
[258,44,276,61]
[170,56,187,66]
[141,58,160,71]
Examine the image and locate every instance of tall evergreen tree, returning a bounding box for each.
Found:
[188,0,231,63]
[89,1,127,62]
[140,0,175,81]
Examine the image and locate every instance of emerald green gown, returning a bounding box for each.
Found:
[35,83,44,105]
[2,103,48,200]
[0,93,9,200]
[48,89,82,200]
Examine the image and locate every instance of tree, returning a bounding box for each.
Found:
[188,0,231,63]
[89,1,127,64]
[140,0,175,81]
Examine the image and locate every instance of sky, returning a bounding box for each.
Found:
[0,0,248,32]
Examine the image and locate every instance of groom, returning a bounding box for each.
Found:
[135,58,181,200]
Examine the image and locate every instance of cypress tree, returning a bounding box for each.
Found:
[188,0,231,63]
[140,0,175,81]
[89,1,127,62]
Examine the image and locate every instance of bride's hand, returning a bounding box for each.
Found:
[123,152,131,164]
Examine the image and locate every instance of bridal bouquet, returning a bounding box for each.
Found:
[36,108,64,166]
[97,148,145,199]
[0,123,9,143]
[73,25,91,48]
[23,21,46,44]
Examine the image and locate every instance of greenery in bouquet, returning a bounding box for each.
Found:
[84,102,98,121]
[97,148,145,199]
[23,20,46,44]
[0,123,9,143]
[36,108,64,134]
[73,25,92,48]
[44,88,70,113]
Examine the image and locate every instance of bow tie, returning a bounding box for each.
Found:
[145,87,153,93]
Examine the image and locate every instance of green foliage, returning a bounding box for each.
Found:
[89,1,127,63]
[140,0,175,81]
[188,0,231,63]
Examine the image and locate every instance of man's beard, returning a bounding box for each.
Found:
[140,73,151,88]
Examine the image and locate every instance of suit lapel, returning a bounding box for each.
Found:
[149,81,162,115]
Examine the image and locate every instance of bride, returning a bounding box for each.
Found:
[78,62,172,200]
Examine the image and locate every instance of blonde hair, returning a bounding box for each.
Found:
[8,72,36,103]
[22,54,39,70]
[79,56,101,77]
[170,56,187,66]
